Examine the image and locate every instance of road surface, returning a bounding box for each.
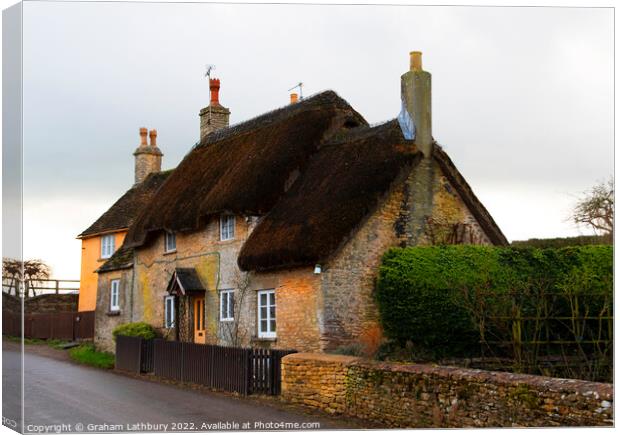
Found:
[2,345,361,433]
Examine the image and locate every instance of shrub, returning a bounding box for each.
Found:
[376,245,613,367]
[112,322,157,341]
[69,344,115,369]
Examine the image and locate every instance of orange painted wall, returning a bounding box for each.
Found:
[78,231,127,312]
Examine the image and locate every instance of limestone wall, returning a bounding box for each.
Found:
[94,269,133,352]
[319,159,492,353]
[281,353,613,428]
[3,293,79,314]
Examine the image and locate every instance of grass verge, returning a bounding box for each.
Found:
[68,344,115,369]
[3,335,70,348]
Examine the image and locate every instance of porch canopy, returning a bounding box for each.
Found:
[166,268,206,296]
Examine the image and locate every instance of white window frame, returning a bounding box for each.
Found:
[220,215,235,241]
[101,234,115,259]
[164,231,176,253]
[164,296,175,329]
[110,279,120,312]
[219,289,234,322]
[257,289,276,339]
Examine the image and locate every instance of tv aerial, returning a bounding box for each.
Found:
[288,82,304,99]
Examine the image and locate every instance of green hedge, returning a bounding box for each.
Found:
[376,245,613,360]
[112,322,157,341]
[511,235,611,248]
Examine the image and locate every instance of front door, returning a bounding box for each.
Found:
[193,297,206,344]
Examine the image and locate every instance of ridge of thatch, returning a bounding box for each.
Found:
[199,90,366,147]
[124,90,367,248]
[237,119,423,272]
[433,144,508,246]
[78,170,172,238]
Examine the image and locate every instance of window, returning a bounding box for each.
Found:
[101,234,115,259]
[220,289,234,321]
[110,279,120,311]
[220,215,235,241]
[165,231,176,252]
[257,289,276,338]
[164,296,175,329]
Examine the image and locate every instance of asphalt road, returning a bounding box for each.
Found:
[2,348,359,433]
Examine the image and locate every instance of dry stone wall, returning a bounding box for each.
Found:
[281,353,613,428]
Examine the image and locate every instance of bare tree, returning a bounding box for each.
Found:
[2,258,51,298]
[572,178,614,238]
[218,270,251,347]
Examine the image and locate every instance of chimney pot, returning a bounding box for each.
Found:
[149,129,157,147]
[139,127,148,146]
[290,93,298,104]
[209,78,221,104]
[410,51,423,71]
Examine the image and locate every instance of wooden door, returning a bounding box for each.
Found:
[193,297,206,344]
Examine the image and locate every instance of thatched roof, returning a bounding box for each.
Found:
[96,245,134,273]
[238,119,423,271]
[124,91,366,248]
[78,171,172,238]
[433,145,508,246]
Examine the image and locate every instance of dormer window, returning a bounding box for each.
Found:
[101,234,115,259]
[165,231,176,253]
[220,215,235,241]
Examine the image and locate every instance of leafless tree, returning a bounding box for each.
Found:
[572,178,614,238]
[2,258,51,297]
[218,270,251,347]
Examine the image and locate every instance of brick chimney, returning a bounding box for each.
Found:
[133,127,163,184]
[290,93,298,104]
[199,78,231,141]
[398,51,432,157]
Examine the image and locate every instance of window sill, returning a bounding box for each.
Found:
[252,336,277,343]
[220,318,234,322]
[98,257,112,262]
[163,250,177,256]
[106,310,121,317]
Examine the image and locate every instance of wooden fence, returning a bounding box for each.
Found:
[115,336,295,396]
[2,310,95,340]
[3,278,80,298]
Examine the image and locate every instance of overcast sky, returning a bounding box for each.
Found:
[9,2,615,278]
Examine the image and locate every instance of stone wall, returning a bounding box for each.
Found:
[319,159,492,353]
[128,215,322,351]
[26,294,78,313]
[281,353,613,428]
[94,268,133,352]
[3,292,79,314]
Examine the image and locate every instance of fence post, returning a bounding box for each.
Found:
[55,280,59,295]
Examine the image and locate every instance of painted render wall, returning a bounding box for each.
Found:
[79,231,127,312]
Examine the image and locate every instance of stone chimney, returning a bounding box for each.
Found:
[398,51,432,157]
[199,78,231,142]
[133,127,163,184]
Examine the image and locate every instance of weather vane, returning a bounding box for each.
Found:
[205,64,216,80]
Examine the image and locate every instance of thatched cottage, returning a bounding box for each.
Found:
[92,52,507,352]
